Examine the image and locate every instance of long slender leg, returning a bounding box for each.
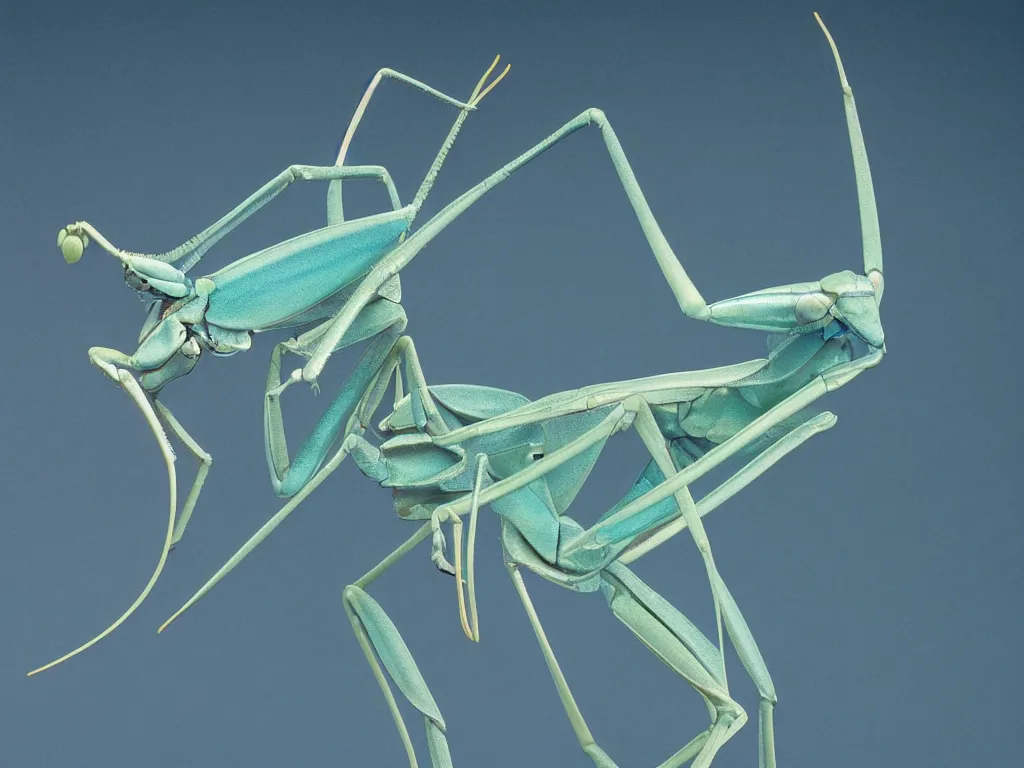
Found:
[505,564,611,767]
[270,321,406,499]
[507,562,744,768]
[159,432,366,633]
[405,56,509,227]
[344,584,453,768]
[264,300,409,497]
[431,404,628,521]
[265,315,451,498]
[627,398,730,681]
[606,414,839,768]
[160,324,452,630]
[587,399,784,768]
[600,563,748,768]
[619,410,838,563]
[330,59,507,224]
[28,354,177,676]
[707,571,778,768]
[590,408,822,768]
[426,397,771,765]
[301,107,712,383]
[563,375,839,556]
[341,522,454,768]
[335,67,480,169]
[152,399,213,546]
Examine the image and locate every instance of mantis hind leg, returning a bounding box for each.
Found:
[506,562,745,768]
[343,584,454,768]
[340,522,455,768]
[599,563,748,768]
[301,104,712,383]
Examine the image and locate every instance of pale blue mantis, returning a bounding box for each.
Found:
[30,55,512,676]
[36,13,884,768]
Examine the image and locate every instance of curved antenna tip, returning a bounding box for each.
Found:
[468,55,511,107]
[813,12,850,88]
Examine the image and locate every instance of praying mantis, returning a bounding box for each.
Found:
[148,13,884,768]
[29,55,512,677]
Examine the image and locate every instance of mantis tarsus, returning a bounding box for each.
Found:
[39,13,885,768]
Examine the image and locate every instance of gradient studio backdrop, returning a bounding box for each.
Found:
[2,1,1020,766]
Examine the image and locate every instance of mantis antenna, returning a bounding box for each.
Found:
[815,12,884,298]
[468,55,511,107]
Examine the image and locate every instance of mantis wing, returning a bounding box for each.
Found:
[204,209,411,331]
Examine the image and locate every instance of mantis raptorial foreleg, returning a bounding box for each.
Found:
[152,399,212,546]
[80,348,207,548]
[156,330,407,631]
[365,335,449,436]
[264,304,408,497]
[265,311,450,498]
[159,330,450,632]
[27,352,178,677]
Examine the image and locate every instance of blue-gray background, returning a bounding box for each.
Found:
[3,1,1020,766]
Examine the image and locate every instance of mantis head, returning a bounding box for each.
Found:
[57,227,88,264]
[817,269,884,348]
[701,16,886,357]
[707,267,884,351]
[58,222,191,299]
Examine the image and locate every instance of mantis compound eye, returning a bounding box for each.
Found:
[867,270,884,303]
[794,292,833,325]
[57,228,88,264]
[124,268,149,291]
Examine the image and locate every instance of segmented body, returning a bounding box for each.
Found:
[354,324,858,590]
[131,208,413,392]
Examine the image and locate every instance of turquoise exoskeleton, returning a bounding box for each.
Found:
[39,15,885,768]
[31,57,512,676]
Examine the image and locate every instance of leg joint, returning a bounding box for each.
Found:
[716,699,747,729]
[341,584,363,606]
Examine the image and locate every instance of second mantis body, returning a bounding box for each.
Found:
[40,14,885,768]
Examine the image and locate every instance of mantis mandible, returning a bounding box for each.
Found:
[154,14,886,768]
[29,57,511,677]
